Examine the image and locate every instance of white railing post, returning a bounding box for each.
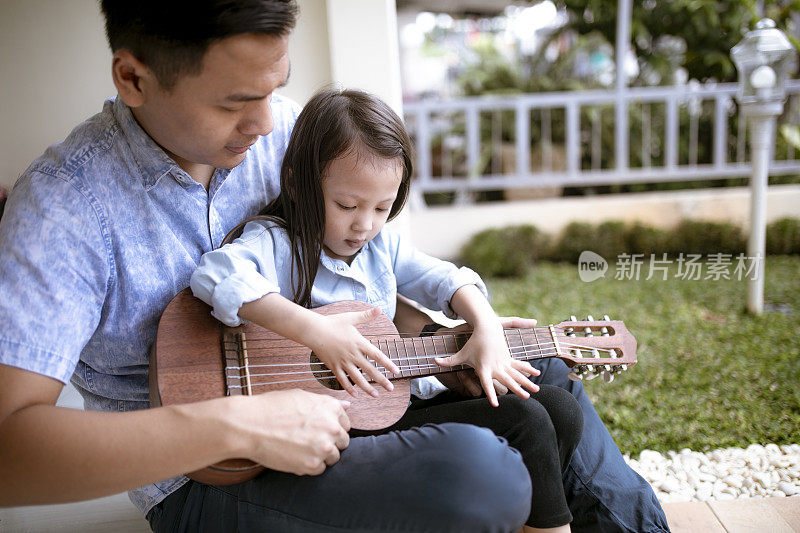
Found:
[665,95,679,169]
[566,102,580,176]
[515,102,530,179]
[713,95,729,168]
[615,0,632,173]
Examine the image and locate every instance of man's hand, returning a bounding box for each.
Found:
[229,389,352,476]
[434,316,541,399]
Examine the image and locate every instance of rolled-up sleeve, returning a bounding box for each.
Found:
[190,221,282,326]
[387,230,488,319]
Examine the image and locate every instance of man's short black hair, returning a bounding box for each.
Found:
[100,0,298,90]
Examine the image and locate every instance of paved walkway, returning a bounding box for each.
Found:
[663,496,800,532]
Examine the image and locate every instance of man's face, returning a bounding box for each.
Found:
[130,33,290,181]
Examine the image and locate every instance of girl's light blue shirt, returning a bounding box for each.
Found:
[190,219,488,399]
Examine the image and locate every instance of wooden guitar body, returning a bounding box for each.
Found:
[150,289,411,484]
[150,288,636,485]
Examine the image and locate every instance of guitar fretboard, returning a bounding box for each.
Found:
[369,328,556,379]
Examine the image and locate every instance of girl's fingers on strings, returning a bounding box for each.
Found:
[367,344,399,375]
[333,368,358,397]
[347,364,379,397]
[358,354,394,391]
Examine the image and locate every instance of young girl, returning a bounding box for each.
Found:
[190,88,582,532]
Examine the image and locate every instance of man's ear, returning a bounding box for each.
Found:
[111,49,156,108]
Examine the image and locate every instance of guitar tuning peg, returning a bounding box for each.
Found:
[586,314,594,321]
[570,315,577,322]
[603,371,615,383]
[600,326,609,336]
[584,365,602,380]
[603,315,611,321]
[565,327,576,337]
[567,371,583,382]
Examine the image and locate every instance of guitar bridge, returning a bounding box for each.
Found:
[223,329,252,396]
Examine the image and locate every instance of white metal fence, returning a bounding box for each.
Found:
[403,80,800,200]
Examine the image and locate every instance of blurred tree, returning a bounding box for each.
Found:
[555,0,799,85]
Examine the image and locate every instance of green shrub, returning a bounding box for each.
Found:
[766,217,800,255]
[626,222,671,256]
[551,222,596,263]
[666,220,746,256]
[459,224,550,277]
[551,221,631,262]
[593,221,631,259]
[460,217,797,278]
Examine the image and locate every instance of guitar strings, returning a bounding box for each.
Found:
[223,341,561,370]
[224,344,623,389]
[220,326,613,343]
[223,344,566,377]
[220,325,623,390]
[222,341,620,367]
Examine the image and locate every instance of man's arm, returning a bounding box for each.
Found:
[0,364,350,506]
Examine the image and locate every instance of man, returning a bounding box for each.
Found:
[0,1,668,531]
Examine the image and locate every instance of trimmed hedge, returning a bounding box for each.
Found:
[766,217,800,255]
[459,224,550,277]
[459,218,799,277]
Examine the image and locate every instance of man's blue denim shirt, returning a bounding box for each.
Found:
[0,95,299,514]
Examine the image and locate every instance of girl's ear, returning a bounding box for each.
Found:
[111,49,157,108]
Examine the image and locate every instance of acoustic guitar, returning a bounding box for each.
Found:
[150,288,637,485]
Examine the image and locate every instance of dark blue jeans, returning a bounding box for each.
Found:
[147,423,532,532]
[531,357,670,532]
[149,360,669,532]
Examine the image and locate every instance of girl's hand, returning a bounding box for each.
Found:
[435,316,541,398]
[309,308,400,397]
[434,317,540,407]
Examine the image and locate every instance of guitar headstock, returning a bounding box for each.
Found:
[550,315,637,383]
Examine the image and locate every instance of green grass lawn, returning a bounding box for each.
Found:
[487,255,800,455]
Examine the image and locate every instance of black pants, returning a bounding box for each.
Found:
[147,385,582,532]
[371,385,583,528]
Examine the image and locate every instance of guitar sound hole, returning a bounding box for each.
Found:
[310,352,344,390]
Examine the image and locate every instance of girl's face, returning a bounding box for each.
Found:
[320,149,402,263]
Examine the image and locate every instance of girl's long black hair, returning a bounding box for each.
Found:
[222,88,413,308]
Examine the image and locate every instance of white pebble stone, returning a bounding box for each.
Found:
[754,472,772,487]
[696,483,713,500]
[723,474,744,488]
[658,479,681,493]
[625,444,800,503]
[778,481,799,496]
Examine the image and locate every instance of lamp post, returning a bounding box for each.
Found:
[731,19,797,314]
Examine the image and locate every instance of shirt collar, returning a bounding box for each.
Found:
[319,242,370,279]
[111,97,182,191]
